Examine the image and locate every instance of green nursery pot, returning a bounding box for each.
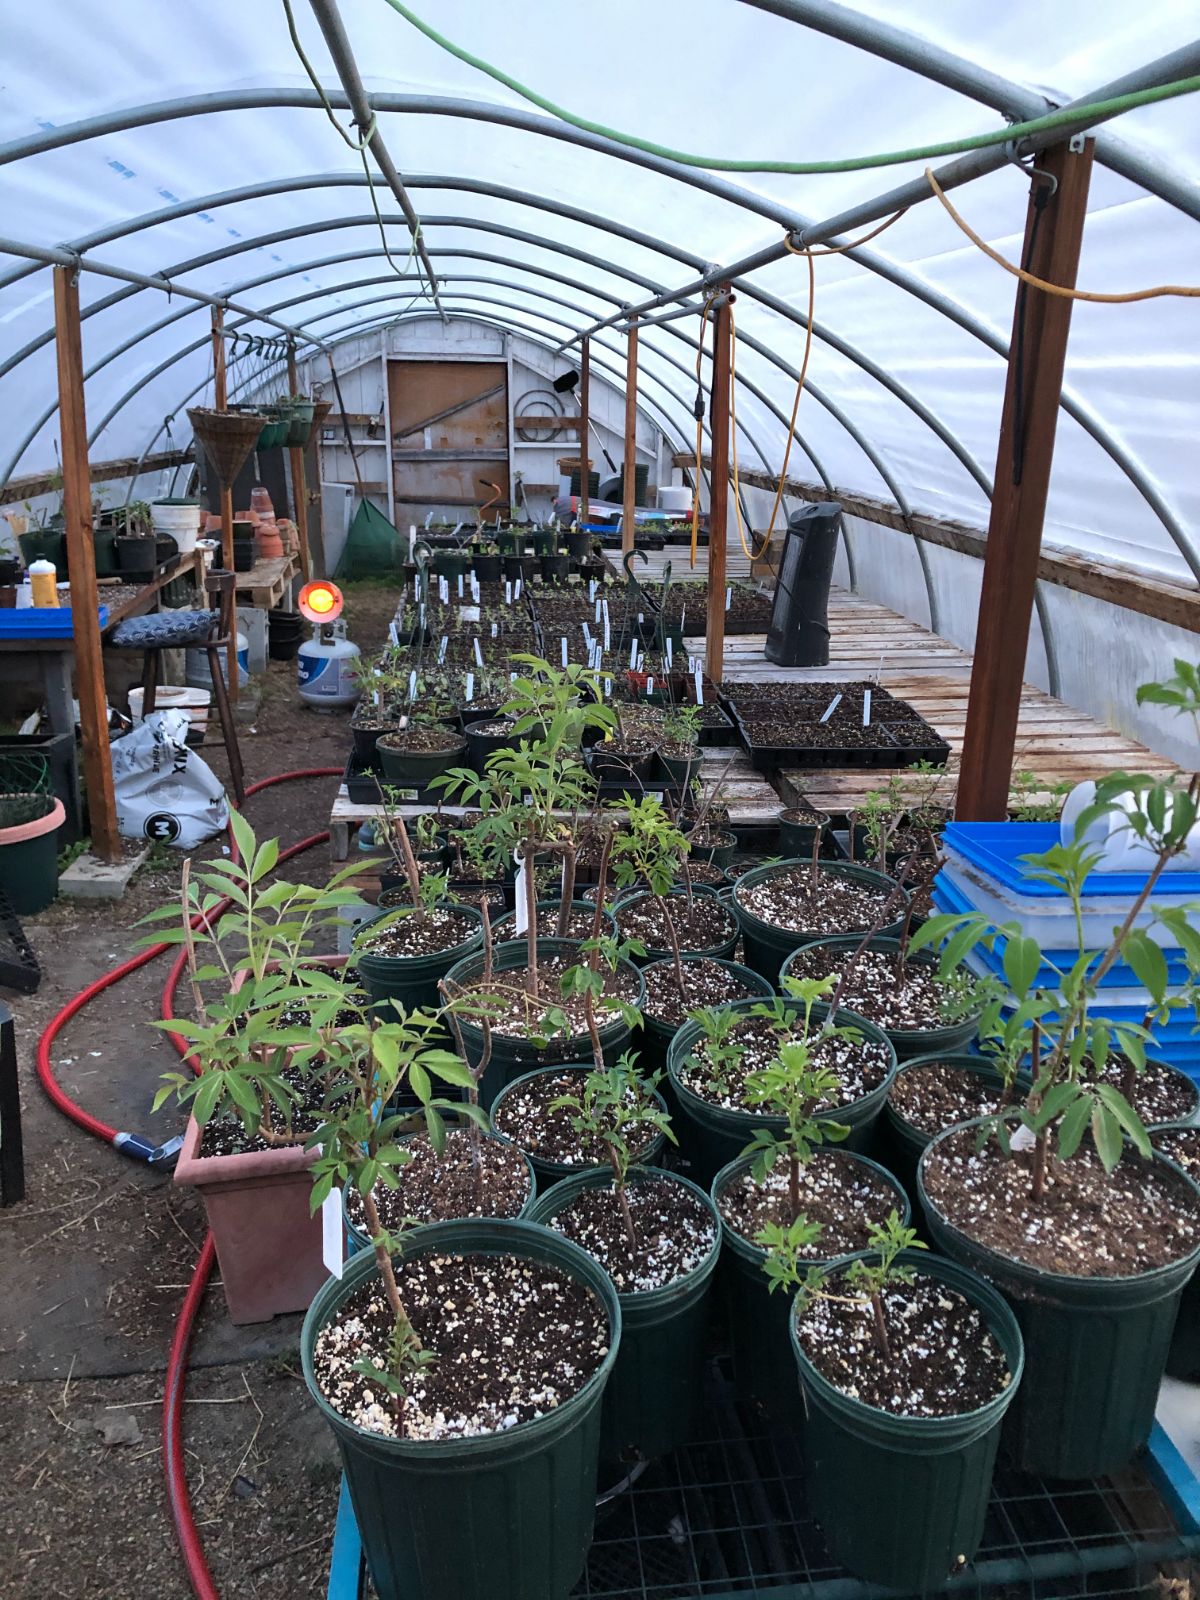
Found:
[792,1248,1023,1591]
[490,1065,669,1191]
[302,1218,621,1600]
[0,793,65,913]
[442,938,645,1109]
[666,998,897,1187]
[731,859,905,984]
[880,1052,1009,1209]
[614,886,739,967]
[341,1133,537,1253]
[919,1121,1200,1479]
[528,1166,721,1463]
[780,934,983,1061]
[1153,1123,1200,1381]
[355,901,483,1013]
[637,956,773,1077]
[376,734,467,793]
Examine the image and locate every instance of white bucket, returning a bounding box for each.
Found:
[152,501,202,556]
[657,485,693,514]
[129,684,211,741]
[187,631,249,689]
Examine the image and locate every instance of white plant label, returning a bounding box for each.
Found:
[819,693,842,724]
[371,689,380,707]
[465,672,474,701]
[725,586,731,611]
[438,635,448,664]
[589,579,598,604]
[695,669,704,705]
[408,670,418,701]
[666,637,673,669]
[473,637,484,668]
[321,1190,344,1279]
[408,526,416,559]
[515,578,523,601]
[582,622,592,649]
[457,574,464,599]
[629,638,638,670]
[604,675,612,697]
[505,580,512,605]
[862,689,872,727]
[513,852,530,935]
[646,676,655,698]
[387,621,399,647]
[491,620,498,638]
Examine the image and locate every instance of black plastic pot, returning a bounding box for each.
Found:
[731,858,906,985]
[685,829,737,868]
[793,1248,1023,1590]
[528,1168,721,1463]
[490,1064,668,1191]
[18,528,66,576]
[233,538,256,572]
[713,1150,909,1423]
[565,531,592,563]
[356,900,483,1014]
[301,1218,621,1600]
[350,718,400,763]
[267,609,305,661]
[472,552,501,582]
[116,534,157,580]
[92,526,119,578]
[464,716,517,776]
[0,556,20,585]
[342,1133,537,1252]
[442,938,645,1108]
[1152,1123,1200,1380]
[540,553,570,584]
[587,744,656,788]
[638,956,773,1077]
[777,806,831,859]
[615,887,739,967]
[502,553,537,584]
[433,551,472,580]
[779,935,982,1061]
[667,998,897,1186]
[880,1052,1009,1208]
[659,746,700,789]
[377,733,467,793]
[919,1121,1200,1479]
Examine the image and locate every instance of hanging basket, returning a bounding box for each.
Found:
[286,398,316,448]
[310,399,332,435]
[187,408,268,488]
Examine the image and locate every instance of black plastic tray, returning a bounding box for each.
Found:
[733,712,949,774]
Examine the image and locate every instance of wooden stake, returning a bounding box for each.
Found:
[621,319,638,556]
[210,308,239,702]
[578,336,591,526]
[957,140,1095,819]
[53,266,121,863]
[286,345,311,583]
[705,291,734,685]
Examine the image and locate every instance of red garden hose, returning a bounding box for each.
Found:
[34,767,343,1600]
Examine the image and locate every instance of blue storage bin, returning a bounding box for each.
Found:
[944,821,1200,898]
[0,605,109,637]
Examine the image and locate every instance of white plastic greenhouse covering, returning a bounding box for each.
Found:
[1,0,1198,752]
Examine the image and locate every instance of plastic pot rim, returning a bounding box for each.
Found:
[639,955,774,1032]
[443,939,646,1051]
[490,1063,668,1181]
[0,793,64,844]
[731,857,907,942]
[883,1052,1010,1145]
[780,934,984,1048]
[341,1131,537,1251]
[918,1115,1200,1295]
[355,900,483,970]
[711,1147,911,1264]
[615,889,740,963]
[300,1216,622,1464]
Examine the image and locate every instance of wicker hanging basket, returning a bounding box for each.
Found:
[310,400,333,435]
[187,407,268,488]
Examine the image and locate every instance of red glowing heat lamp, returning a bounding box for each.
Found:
[298,580,343,623]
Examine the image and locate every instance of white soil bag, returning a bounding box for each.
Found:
[111,709,229,848]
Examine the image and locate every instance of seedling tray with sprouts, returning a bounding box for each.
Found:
[326,1360,1200,1599]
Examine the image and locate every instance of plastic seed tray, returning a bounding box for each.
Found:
[731,710,950,775]
[328,1365,1200,1600]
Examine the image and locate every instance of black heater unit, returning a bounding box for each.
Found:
[764,501,842,667]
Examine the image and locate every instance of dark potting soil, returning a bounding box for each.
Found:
[464,717,513,737]
[378,727,465,755]
[358,906,478,959]
[922,1128,1200,1276]
[615,894,735,953]
[506,906,604,941]
[492,1068,660,1167]
[718,1149,900,1257]
[543,1174,716,1292]
[887,1061,1006,1137]
[312,1250,609,1440]
[1093,1055,1198,1125]
[344,1130,531,1232]
[450,954,638,1040]
[1152,1125,1200,1175]
[779,805,827,826]
[642,957,760,1026]
[679,1011,891,1113]
[683,860,728,887]
[737,864,897,936]
[687,825,736,849]
[795,1267,1011,1418]
[199,1066,319,1159]
[781,944,972,1033]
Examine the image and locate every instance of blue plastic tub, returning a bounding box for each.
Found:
[0,605,109,637]
[944,822,1200,898]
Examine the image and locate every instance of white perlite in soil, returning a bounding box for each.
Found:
[680,1017,890,1112]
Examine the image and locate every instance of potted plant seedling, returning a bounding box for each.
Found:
[146,813,371,1322]
[300,996,620,1600]
[763,1210,1022,1591]
[659,703,701,789]
[528,1053,720,1464]
[708,976,908,1413]
[115,499,158,579]
[915,660,1200,1478]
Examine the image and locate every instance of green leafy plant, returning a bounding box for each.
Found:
[611,793,692,987]
[550,1052,675,1248]
[1009,769,1072,822]
[683,1004,745,1100]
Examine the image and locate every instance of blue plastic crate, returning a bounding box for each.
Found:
[932,875,1191,989]
[944,821,1200,898]
[0,605,109,638]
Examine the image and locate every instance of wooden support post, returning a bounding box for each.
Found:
[286,344,312,583]
[210,308,239,702]
[52,266,121,864]
[705,291,734,684]
[957,140,1095,819]
[621,319,638,556]
[578,336,591,526]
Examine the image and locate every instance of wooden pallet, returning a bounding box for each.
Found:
[233,553,299,610]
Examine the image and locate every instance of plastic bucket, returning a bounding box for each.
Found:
[779,935,982,1061]
[490,1064,669,1191]
[792,1249,1023,1590]
[528,1167,721,1463]
[151,500,202,554]
[918,1121,1200,1478]
[0,793,65,913]
[713,1149,909,1424]
[731,859,906,983]
[666,998,897,1186]
[128,684,210,741]
[356,902,483,1014]
[442,939,645,1109]
[301,1218,621,1600]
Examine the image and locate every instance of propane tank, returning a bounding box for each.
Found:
[298,618,360,709]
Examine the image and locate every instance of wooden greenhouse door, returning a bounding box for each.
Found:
[387,359,509,523]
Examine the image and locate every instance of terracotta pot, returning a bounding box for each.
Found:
[256,522,285,559]
[172,953,345,1324]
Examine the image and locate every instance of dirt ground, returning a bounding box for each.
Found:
[0,582,402,1599]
